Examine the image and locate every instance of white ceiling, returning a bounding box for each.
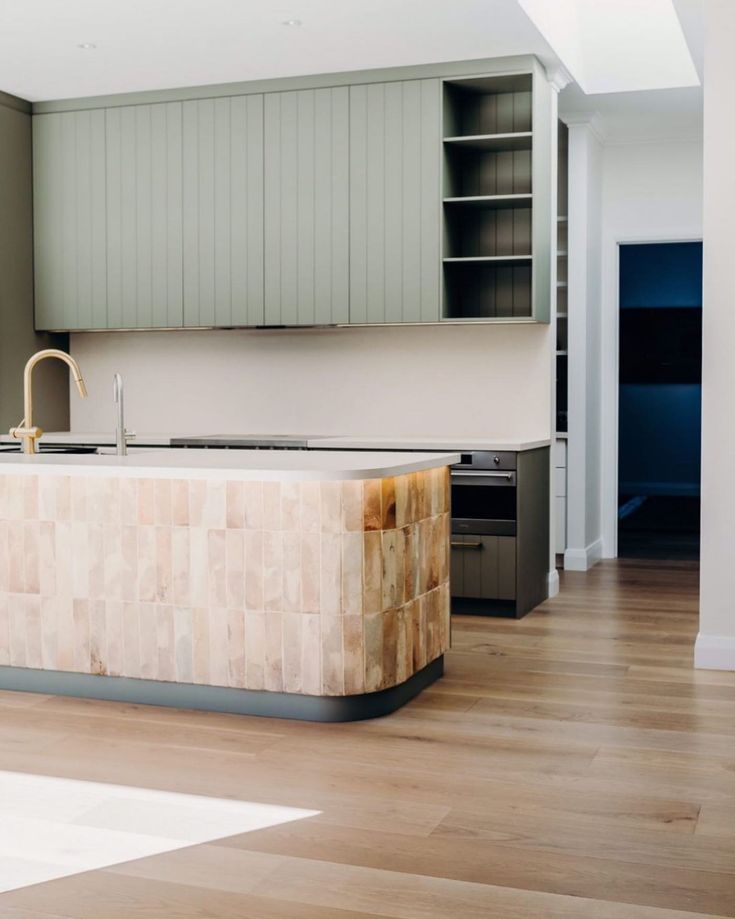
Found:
[0,0,704,145]
[0,0,558,102]
[518,0,699,94]
[558,0,703,144]
[559,84,702,145]
[673,0,704,78]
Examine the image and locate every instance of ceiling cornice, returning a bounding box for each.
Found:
[545,64,574,94]
[561,111,607,145]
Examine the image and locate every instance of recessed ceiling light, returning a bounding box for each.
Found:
[77,42,97,50]
[281,19,302,27]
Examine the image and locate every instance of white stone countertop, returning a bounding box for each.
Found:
[0,449,460,482]
[0,432,551,452]
[306,436,551,452]
[0,432,177,446]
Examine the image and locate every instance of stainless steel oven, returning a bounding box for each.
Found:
[449,447,549,619]
[451,452,517,536]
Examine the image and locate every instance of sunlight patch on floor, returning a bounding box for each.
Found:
[0,770,319,893]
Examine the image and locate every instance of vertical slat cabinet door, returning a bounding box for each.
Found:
[264,88,349,325]
[183,96,264,327]
[33,110,107,330]
[459,537,482,598]
[450,536,466,599]
[349,79,441,324]
[106,102,183,328]
[476,536,501,598]
[498,536,517,600]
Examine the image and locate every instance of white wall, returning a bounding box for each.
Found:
[69,324,553,439]
[564,119,603,571]
[696,0,735,670]
[599,137,703,556]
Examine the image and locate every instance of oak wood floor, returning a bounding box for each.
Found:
[1,559,734,918]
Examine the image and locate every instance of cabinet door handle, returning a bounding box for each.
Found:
[451,541,483,550]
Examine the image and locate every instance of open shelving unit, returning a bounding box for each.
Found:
[556,120,569,432]
[440,68,552,322]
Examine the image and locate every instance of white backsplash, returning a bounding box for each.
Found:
[70,323,552,439]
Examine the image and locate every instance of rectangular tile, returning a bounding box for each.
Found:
[173,605,193,683]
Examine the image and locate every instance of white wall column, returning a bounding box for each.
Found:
[546,68,569,598]
[563,117,604,571]
[696,0,735,670]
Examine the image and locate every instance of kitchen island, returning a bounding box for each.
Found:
[0,450,457,720]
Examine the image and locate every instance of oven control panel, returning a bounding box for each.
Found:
[454,451,517,471]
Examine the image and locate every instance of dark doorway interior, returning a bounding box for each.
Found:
[618,242,702,561]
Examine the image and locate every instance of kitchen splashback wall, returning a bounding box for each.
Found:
[69,324,552,438]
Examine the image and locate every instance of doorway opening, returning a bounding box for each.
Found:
[617,241,702,560]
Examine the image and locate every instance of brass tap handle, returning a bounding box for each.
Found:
[9,422,43,454]
[8,417,26,438]
[9,421,44,439]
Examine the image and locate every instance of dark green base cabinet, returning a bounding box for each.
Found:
[450,447,550,618]
[451,534,516,606]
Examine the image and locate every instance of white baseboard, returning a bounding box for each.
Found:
[694,633,735,671]
[564,538,603,572]
[547,569,560,598]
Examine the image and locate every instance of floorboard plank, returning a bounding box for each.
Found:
[0,560,733,918]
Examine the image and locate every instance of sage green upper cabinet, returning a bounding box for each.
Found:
[263,88,349,326]
[182,96,264,327]
[349,80,441,324]
[32,56,552,331]
[33,111,107,330]
[105,103,184,328]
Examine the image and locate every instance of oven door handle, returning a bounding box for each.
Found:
[451,470,515,481]
[451,540,484,550]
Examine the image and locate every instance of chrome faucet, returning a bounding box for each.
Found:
[9,349,87,454]
[112,373,134,456]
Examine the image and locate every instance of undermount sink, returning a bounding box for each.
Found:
[0,445,100,455]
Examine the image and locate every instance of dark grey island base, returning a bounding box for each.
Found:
[0,657,444,723]
[451,597,520,617]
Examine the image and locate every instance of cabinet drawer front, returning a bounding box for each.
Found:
[554,466,567,497]
[463,535,499,599]
[554,439,567,468]
[555,496,567,553]
[450,535,516,601]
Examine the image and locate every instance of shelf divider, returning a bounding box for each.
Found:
[443,132,532,151]
[443,255,532,264]
[443,194,533,210]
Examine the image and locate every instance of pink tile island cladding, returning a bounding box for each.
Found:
[0,467,450,696]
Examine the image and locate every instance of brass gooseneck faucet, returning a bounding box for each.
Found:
[9,349,88,454]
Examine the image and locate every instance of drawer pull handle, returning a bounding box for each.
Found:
[451,541,483,550]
